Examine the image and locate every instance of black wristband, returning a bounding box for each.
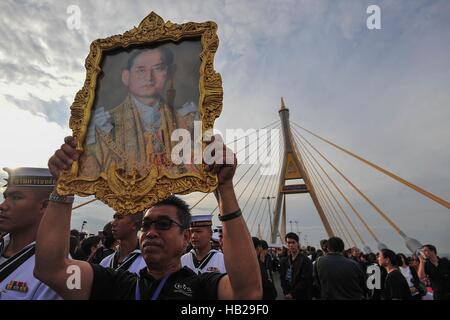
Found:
[49,192,74,204]
[218,209,242,222]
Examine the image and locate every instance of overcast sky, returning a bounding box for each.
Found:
[1,0,449,254]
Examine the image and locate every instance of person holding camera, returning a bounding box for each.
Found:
[418,244,450,300]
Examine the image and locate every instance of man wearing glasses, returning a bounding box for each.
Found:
[34,136,262,300]
[80,45,198,178]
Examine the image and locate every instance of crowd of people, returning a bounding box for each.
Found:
[1,137,449,300]
[251,234,449,300]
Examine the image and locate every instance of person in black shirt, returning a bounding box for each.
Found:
[279,232,313,300]
[418,244,450,300]
[378,249,411,300]
[89,222,117,264]
[313,237,367,300]
[252,237,277,300]
[90,261,223,300]
[34,135,262,300]
[259,240,274,283]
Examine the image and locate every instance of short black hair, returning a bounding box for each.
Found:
[126,46,174,70]
[422,244,437,254]
[381,248,398,266]
[327,237,345,253]
[70,229,80,238]
[153,195,191,229]
[366,252,377,264]
[80,236,101,256]
[130,211,144,229]
[102,222,115,248]
[260,240,269,250]
[396,253,408,267]
[252,237,261,249]
[285,232,299,243]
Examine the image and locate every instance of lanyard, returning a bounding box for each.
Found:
[135,273,171,301]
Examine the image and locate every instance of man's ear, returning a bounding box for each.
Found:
[122,69,130,86]
[183,228,191,246]
[38,199,49,217]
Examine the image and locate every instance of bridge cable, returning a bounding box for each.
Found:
[291,122,450,211]
[226,120,280,146]
[245,142,284,236]
[293,129,407,238]
[211,132,276,214]
[292,128,380,243]
[191,127,276,210]
[250,156,282,235]
[293,132,363,246]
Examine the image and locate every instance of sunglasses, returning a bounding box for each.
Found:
[141,218,186,232]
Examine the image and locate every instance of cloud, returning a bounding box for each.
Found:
[4,94,70,126]
[0,0,449,253]
[0,102,70,167]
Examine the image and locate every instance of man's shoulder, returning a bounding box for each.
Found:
[181,252,193,262]
[90,263,138,300]
[92,262,136,280]
[99,251,115,265]
[439,257,450,264]
[300,253,313,262]
[108,96,133,115]
[319,254,357,267]
[210,249,224,257]
[279,256,288,264]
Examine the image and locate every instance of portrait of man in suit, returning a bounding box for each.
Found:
[79,41,201,178]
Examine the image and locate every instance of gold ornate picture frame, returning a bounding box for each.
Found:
[56,12,222,214]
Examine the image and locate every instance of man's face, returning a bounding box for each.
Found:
[351,247,360,257]
[190,227,211,251]
[377,252,388,267]
[219,234,223,249]
[139,205,189,269]
[286,238,299,255]
[122,50,168,103]
[111,213,137,240]
[0,187,44,233]
[422,247,436,259]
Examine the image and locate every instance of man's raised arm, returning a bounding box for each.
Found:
[34,136,94,300]
[210,139,262,300]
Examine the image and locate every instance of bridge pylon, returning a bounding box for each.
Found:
[271,98,334,243]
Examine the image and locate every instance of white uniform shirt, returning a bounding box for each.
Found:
[0,235,61,300]
[181,249,226,274]
[100,249,146,274]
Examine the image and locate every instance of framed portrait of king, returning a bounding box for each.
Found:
[56,13,222,214]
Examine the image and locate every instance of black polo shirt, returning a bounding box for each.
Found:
[424,257,450,299]
[90,264,225,300]
[384,269,412,300]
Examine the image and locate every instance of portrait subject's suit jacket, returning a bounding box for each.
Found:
[80,95,179,177]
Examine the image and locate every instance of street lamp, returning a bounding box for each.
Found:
[262,196,275,236]
[303,234,309,246]
[294,220,300,235]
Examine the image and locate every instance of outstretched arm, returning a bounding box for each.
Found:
[209,137,262,300]
[34,136,94,300]
[417,254,427,282]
